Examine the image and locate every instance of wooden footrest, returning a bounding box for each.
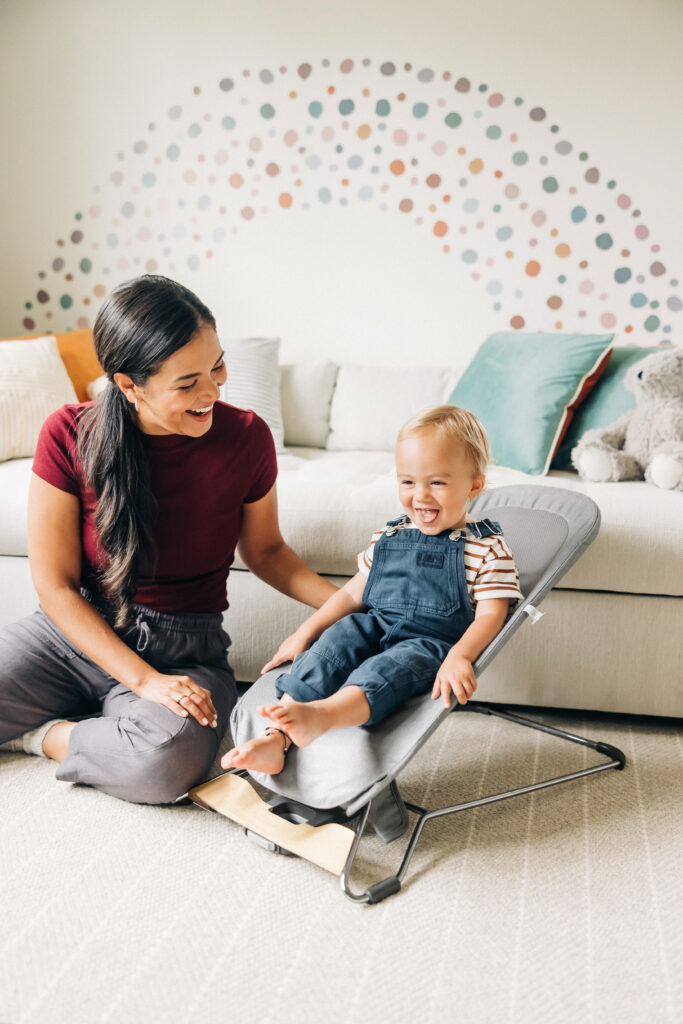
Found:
[189,772,355,875]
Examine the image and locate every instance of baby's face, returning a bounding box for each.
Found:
[395,429,485,535]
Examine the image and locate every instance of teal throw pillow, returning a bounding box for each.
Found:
[448,331,614,475]
[552,344,672,469]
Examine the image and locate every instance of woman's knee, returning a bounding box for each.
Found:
[59,714,222,804]
[125,720,220,803]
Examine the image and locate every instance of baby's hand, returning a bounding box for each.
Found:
[432,650,477,707]
[261,629,312,674]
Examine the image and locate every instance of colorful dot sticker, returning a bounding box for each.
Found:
[20,58,679,343]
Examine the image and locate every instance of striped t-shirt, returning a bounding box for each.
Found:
[357,521,523,611]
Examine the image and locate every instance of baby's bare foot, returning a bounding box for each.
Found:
[260,700,330,748]
[220,734,286,775]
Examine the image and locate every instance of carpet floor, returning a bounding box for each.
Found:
[1,707,681,1024]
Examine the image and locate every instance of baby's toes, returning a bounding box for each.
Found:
[269,707,290,724]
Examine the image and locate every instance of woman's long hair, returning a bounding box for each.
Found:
[77,275,216,629]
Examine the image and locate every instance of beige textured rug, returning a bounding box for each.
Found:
[1,707,681,1024]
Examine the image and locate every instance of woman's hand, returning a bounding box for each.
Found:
[261,629,312,674]
[431,650,478,707]
[135,671,218,726]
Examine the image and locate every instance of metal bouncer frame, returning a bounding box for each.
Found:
[338,702,626,904]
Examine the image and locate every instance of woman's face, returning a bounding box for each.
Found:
[118,323,228,437]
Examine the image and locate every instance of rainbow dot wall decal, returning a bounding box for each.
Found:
[22,58,680,342]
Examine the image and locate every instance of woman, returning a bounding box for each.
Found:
[0,275,335,803]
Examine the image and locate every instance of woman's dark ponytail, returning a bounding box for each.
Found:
[78,276,216,629]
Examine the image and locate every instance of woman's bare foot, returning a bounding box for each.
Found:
[259,701,331,748]
[220,732,287,775]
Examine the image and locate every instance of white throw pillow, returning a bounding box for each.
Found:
[326,364,461,451]
[0,336,78,461]
[280,361,338,448]
[220,337,285,453]
[86,375,109,400]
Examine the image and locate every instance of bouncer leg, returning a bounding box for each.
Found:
[340,703,625,904]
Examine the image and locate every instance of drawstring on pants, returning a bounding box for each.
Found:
[136,616,151,653]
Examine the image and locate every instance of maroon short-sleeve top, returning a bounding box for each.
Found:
[32,401,278,613]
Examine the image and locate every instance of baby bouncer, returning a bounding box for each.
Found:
[190,485,626,903]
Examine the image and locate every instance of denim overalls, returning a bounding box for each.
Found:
[275,515,504,725]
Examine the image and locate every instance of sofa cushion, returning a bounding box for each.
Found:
[0,459,34,555]
[280,361,338,447]
[449,331,614,475]
[3,450,680,599]
[0,337,79,461]
[326,364,459,451]
[220,337,285,453]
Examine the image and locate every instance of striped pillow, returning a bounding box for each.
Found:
[221,337,285,453]
[0,336,78,461]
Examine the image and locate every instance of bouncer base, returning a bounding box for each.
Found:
[189,771,355,875]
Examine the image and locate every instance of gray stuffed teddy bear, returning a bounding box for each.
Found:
[571,347,683,491]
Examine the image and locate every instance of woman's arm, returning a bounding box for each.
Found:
[27,475,216,724]
[236,483,338,609]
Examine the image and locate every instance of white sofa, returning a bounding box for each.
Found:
[1,359,681,719]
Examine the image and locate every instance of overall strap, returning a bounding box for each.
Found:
[386,513,411,527]
[466,517,503,540]
[384,513,412,532]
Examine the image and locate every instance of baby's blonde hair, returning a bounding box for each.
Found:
[397,405,491,476]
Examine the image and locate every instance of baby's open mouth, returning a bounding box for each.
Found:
[415,507,439,523]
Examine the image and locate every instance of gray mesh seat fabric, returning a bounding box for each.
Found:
[226,485,625,902]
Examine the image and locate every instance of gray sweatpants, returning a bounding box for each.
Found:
[0,595,237,804]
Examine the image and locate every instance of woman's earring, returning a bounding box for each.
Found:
[134,398,139,412]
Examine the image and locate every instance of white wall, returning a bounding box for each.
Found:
[1,0,681,365]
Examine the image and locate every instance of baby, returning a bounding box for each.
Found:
[222,405,522,775]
